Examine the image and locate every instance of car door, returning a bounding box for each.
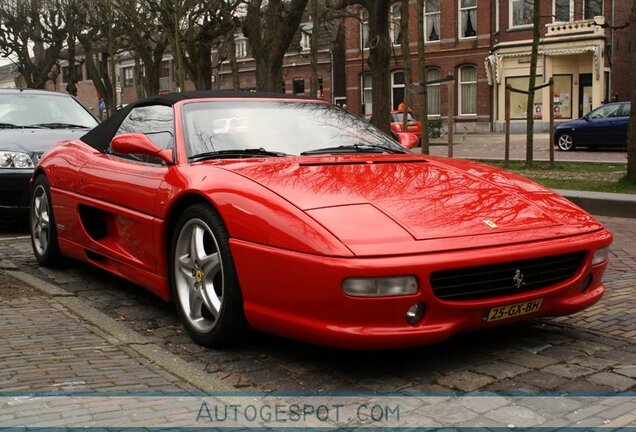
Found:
[76,105,174,273]
[612,103,630,148]
[578,104,621,147]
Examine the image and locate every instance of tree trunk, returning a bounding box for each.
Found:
[416,0,429,153]
[309,0,319,98]
[367,0,391,134]
[400,0,411,134]
[66,39,78,97]
[525,0,541,167]
[227,34,240,90]
[627,2,636,183]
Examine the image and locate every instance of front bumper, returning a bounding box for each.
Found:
[230,229,612,349]
[0,169,33,209]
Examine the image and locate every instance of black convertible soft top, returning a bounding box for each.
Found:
[80,90,316,152]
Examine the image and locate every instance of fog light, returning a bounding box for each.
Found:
[592,247,609,265]
[342,276,418,297]
[406,302,426,326]
[580,274,593,292]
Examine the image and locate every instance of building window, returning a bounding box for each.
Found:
[510,0,533,27]
[235,36,247,59]
[390,3,402,45]
[506,76,543,119]
[427,68,441,116]
[459,0,477,38]
[495,0,500,32]
[361,73,372,115]
[159,60,170,92]
[300,23,312,51]
[554,0,573,22]
[459,66,477,115]
[391,70,405,110]
[360,10,369,49]
[293,78,305,95]
[424,0,441,42]
[62,64,82,83]
[584,0,603,19]
[122,66,134,87]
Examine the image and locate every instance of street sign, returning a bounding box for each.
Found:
[97,98,106,112]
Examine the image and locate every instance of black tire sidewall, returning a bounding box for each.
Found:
[30,175,62,266]
[169,203,248,347]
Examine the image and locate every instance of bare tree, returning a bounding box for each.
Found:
[328,0,391,134]
[416,0,429,154]
[628,1,636,183]
[243,0,310,92]
[0,0,67,89]
[525,0,541,167]
[118,0,169,97]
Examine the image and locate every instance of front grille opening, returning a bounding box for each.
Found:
[430,252,586,301]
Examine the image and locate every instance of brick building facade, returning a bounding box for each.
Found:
[343,0,631,133]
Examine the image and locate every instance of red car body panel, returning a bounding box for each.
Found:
[34,97,613,349]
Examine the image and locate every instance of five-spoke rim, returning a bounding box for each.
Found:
[31,185,50,256]
[558,134,573,150]
[174,218,224,333]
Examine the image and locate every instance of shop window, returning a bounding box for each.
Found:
[554,0,573,22]
[510,0,533,27]
[506,76,544,120]
[361,73,372,115]
[427,68,441,116]
[424,0,441,41]
[459,0,477,39]
[459,66,477,116]
[552,75,572,119]
[584,0,603,19]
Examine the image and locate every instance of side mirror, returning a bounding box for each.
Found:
[110,133,174,164]
[582,114,590,121]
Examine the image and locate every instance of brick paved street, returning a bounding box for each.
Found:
[0,216,634,396]
[0,271,196,395]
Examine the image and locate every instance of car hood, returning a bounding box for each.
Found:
[555,118,586,130]
[0,128,88,153]
[216,155,603,255]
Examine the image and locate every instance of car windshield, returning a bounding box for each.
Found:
[182,100,405,157]
[0,93,98,128]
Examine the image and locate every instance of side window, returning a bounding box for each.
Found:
[111,105,174,163]
[621,103,631,117]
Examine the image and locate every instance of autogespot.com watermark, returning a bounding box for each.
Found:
[195,400,400,425]
[1,393,635,428]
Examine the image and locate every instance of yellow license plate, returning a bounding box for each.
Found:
[483,298,543,322]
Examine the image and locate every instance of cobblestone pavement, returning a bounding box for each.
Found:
[0,272,195,395]
[427,133,627,163]
[0,216,634,396]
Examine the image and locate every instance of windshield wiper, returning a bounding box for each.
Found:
[0,122,45,129]
[300,143,406,156]
[189,148,289,162]
[29,122,91,129]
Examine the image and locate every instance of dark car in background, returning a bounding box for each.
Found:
[554,102,630,151]
[0,89,99,210]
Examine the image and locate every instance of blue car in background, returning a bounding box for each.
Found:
[554,102,630,151]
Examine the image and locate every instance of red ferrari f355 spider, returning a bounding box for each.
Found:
[30,92,612,349]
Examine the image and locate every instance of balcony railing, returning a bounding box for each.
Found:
[545,17,605,38]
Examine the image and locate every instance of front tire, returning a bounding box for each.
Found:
[557,133,575,151]
[30,175,63,266]
[169,203,249,347]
